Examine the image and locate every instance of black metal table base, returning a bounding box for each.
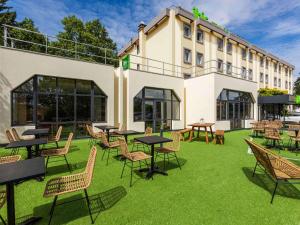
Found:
[139,167,168,179]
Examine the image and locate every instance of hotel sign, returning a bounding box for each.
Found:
[122,55,130,70]
[192,7,208,21]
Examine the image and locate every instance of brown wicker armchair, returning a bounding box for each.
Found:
[245,139,300,203]
[0,190,6,225]
[48,126,63,148]
[155,132,181,171]
[100,131,120,165]
[41,132,73,173]
[0,155,21,164]
[264,128,283,149]
[11,128,23,141]
[251,122,265,137]
[119,138,151,187]
[44,146,97,225]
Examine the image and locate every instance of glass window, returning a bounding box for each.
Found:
[274,63,277,72]
[172,101,180,120]
[227,42,232,54]
[260,73,264,82]
[14,78,33,93]
[58,95,74,121]
[94,97,106,122]
[58,78,75,94]
[260,57,264,67]
[76,80,91,94]
[242,48,246,60]
[285,81,288,89]
[248,69,253,80]
[217,59,223,72]
[183,23,191,38]
[183,48,192,64]
[226,62,232,75]
[228,91,239,101]
[196,29,203,43]
[184,74,191,79]
[217,38,223,51]
[196,52,204,67]
[37,94,56,122]
[266,60,269,69]
[278,78,281,87]
[77,96,91,121]
[265,74,269,84]
[133,97,143,121]
[279,65,281,72]
[241,67,247,79]
[285,68,288,76]
[12,93,33,125]
[164,90,172,100]
[145,101,154,120]
[145,88,164,99]
[274,77,277,86]
[38,76,56,93]
[248,52,253,62]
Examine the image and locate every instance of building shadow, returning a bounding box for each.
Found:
[242,167,300,200]
[33,186,126,224]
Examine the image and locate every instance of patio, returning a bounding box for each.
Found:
[0,129,300,225]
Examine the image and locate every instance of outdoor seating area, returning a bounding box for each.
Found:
[0,127,299,224]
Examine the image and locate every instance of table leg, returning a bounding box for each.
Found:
[205,127,209,144]
[106,129,110,142]
[26,146,32,159]
[209,126,214,139]
[197,127,200,138]
[189,127,194,142]
[6,182,15,225]
[125,135,128,143]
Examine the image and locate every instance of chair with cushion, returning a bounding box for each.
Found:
[155,132,181,171]
[100,131,120,165]
[132,127,152,152]
[41,132,73,173]
[0,155,21,164]
[43,146,97,225]
[119,138,151,187]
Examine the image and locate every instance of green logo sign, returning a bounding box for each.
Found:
[295,95,300,104]
[192,7,208,21]
[122,55,130,70]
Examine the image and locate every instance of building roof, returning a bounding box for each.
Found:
[118,6,295,69]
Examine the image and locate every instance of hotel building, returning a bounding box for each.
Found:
[0,6,295,143]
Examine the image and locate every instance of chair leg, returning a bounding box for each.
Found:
[130,161,133,187]
[101,149,106,160]
[106,150,110,166]
[271,181,279,204]
[163,154,166,171]
[48,196,58,225]
[174,152,181,170]
[0,214,6,225]
[55,141,59,148]
[84,189,94,224]
[121,159,126,178]
[64,155,72,172]
[252,162,258,177]
[45,156,50,173]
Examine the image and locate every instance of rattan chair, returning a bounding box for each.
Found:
[86,124,102,147]
[41,132,73,173]
[0,190,6,225]
[251,122,265,137]
[155,132,181,171]
[110,123,126,141]
[132,127,152,152]
[264,128,283,150]
[213,130,225,144]
[6,129,19,155]
[100,131,120,165]
[0,155,21,164]
[245,139,300,203]
[287,124,300,148]
[44,146,97,225]
[119,138,151,187]
[48,126,63,148]
[11,128,23,141]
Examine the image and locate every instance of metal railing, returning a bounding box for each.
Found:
[128,54,256,81]
[1,24,119,66]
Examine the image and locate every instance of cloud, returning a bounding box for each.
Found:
[267,19,300,38]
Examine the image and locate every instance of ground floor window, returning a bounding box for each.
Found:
[216,89,254,121]
[12,75,107,137]
[133,87,180,132]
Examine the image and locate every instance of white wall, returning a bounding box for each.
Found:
[0,48,115,143]
[125,69,185,132]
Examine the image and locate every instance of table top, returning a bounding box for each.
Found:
[288,128,300,131]
[22,128,49,136]
[135,135,172,145]
[115,130,139,135]
[0,157,45,184]
[95,125,118,130]
[188,123,215,127]
[5,138,48,149]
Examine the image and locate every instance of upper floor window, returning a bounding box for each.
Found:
[265,74,269,84]
[274,77,277,86]
[196,28,204,43]
[217,38,223,51]
[183,48,192,64]
[278,78,281,87]
[249,52,253,62]
[266,60,269,69]
[196,52,204,67]
[136,44,140,55]
[274,63,277,72]
[241,67,247,79]
[242,48,247,60]
[183,23,191,38]
[248,69,253,80]
[260,57,264,67]
[184,73,191,79]
[285,68,288,76]
[289,82,291,90]
[260,73,264,83]
[227,42,232,54]
[217,59,223,72]
[226,62,232,75]
[279,65,281,73]
[285,81,288,89]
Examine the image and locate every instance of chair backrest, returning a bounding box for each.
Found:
[11,128,21,141]
[55,126,63,141]
[100,131,110,147]
[165,132,181,151]
[86,124,93,136]
[145,127,152,136]
[6,129,15,143]
[118,138,132,160]
[84,146,97,187]
[215,130,224,136]
[0,191,6,209]
[62,133,73,154]
[264,128,280,138]
[0,155,21,165]
[119,123,126,131]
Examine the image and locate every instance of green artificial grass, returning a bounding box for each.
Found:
[0,130,300,225]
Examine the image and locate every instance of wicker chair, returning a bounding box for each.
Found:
[11,128,23,141]
[110,123,126,141]
[132,127,152,152]
[287,125,300,147]
[44,146,97,225]
[251,122,265,137]
[41,132,73,173]
[86,124,102,147]
[48,126,63,148]
[213,130,225,144]
[0,190,6,225]
[119,138,151,187]
[155,132,181,171]
[0,155,21,164]
[100,131,120,165]
[264,128,283,149]
[5,129,19,155]
[245,139,300,203]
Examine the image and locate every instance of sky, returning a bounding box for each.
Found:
[9,0,300,77]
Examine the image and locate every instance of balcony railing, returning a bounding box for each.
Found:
[1,24,119,66]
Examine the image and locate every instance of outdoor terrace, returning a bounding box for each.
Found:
[0,129,299,225]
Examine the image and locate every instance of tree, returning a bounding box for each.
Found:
[293,76,300,95]
[258,88,288,96]
[0,0,16,25]
[51,15,118,65]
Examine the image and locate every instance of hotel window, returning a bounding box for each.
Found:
[266,60,269,69]
[285,68,288,76]
[196,52,204,67]
[184,73,191,79]
[217,59,223,72]
[227,42,232,54]
[241,67,247,79]
[196,28,204,43]
[183,23,191,38]
[274,77,277,86]
[12,75,107,137]
[242,48,246,60]
[226,62,232,75]
[136,44,140,54]
[183,48,192,64]
[265,74,269,84]
[248,69,253,80]
[248,52,253,62]
[217,38,223,51]
[260,57,264,67]
[285,81,288,89]
[289,82,291,90]
[278,78,281,87]
[279,65,281,73]
[217,89,254,121]
[260,73,264,82]
[274,63,277,72]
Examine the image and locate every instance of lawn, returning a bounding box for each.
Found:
[0,129,300,225]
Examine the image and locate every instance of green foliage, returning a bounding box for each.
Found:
[258,88,288,96]
[293,77,300,95]
[0,0,16,25]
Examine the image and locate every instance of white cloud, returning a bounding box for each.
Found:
[267,19,300,38]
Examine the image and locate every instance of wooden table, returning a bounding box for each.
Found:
[188,123,215,143]
[0,157,45,225]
